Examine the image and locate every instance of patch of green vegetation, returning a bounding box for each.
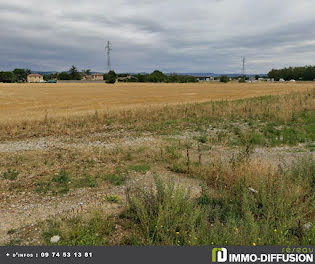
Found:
[195,135,207,144]
[305,143,315,152]
[1,169,19,181]
[225,110,315,147]
[7,228,16,234]
[169,162,187,174]
[122,157,314,245]
[35,181,52,194]
[164,145,182,160]
[43,214,115,245]
[35,168,70,194]
[126,164,151,174]
[102,172,127,186]
[123,152,133,161]
[53,168,69,184]
[74,174,97,188]
[105,194,121,203]
[261,110,315,146]
[123,176,205,245]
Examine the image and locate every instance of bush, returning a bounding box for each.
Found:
[106,70,117,84]
[220,75,229,83]
[125,176,207,245]
[106,77,116,84]
[124,157,314,245]
[0,72,16,83]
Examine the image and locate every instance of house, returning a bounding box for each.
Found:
[117,75,132,81]
[81,73,93,80]
[27,74,44,83]
[91,73,104,81]
[196,76,215,82]
[258,78,273,82]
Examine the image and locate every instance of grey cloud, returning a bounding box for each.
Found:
[0,0,314,73]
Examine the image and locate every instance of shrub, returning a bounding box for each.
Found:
[125,176,207,245]
[124,157,314,245]
[220,75,229,83]
[106,70,117,84]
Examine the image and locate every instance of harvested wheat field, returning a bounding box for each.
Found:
[0,82,314,122]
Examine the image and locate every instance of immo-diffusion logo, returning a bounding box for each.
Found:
[211,247,314,263]
[212,248,228,262]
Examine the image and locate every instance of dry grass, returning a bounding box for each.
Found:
[1,83,314,246]
[0,82,314,122]
[0,86,314,141]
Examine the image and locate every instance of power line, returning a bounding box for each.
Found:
[105,40,112,71]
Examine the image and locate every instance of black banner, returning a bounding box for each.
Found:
[0,246,314,264]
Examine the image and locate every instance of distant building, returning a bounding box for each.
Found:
[117,75,132,81]
[196,76,214,82]
[258,78,273,82]
[91,73,104,81]
[27,74,44,83]
[81,73,93,80]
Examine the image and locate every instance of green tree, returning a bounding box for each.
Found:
[220,75,229,83]
[135,74,146,82]
[83,69,91,75]
[147,70,167,82]
[68,65,81,80]
[106,70,117,84]
[0,72,16,83]
[58,72,71,80]
[13,68,31,82]
[268,65,315,81]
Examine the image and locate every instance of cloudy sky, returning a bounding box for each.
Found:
[0,0,314,73]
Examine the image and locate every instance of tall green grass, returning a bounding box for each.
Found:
[123,157,314,245]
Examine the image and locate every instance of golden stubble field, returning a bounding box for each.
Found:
[0,82,314,122]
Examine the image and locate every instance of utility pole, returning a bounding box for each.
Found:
[242,57,246,76]
[105,41,112,71]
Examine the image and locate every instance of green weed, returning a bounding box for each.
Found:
[1,169,19,181]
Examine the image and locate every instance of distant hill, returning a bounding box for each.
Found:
[31,71,57,75]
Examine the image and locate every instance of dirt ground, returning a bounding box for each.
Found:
[1,129,313,245]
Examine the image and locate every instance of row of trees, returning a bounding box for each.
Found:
[268,66,315,81]
[53,68,197,83]
[0,66,84,83]
[0,69,31,83]
[46,66,83,80]
[1,68,197,83]
[115,70,197,83]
